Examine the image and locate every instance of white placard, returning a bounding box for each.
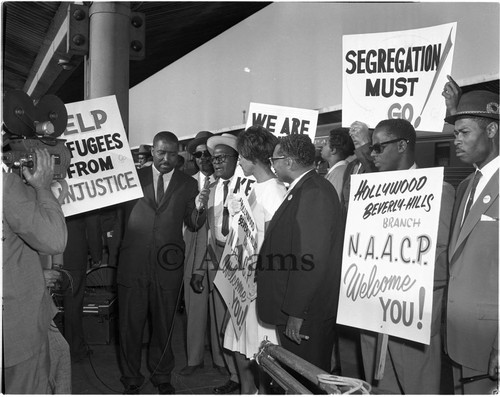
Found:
[337,167,444,345]
[342,23,457,132]
[53,95,143,217]
[214,194,258,337]
[246,102,318,141]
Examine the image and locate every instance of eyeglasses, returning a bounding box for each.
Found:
[193,150,210,159]
[211,154,237,164]
[268,156,286,165]
[369,138,409,154]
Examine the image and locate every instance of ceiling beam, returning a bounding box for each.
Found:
[23,3,86,100]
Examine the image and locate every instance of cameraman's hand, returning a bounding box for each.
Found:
[43,269,62,289]
[22,148,54,190]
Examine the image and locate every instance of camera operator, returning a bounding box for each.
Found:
[3,148,71,393]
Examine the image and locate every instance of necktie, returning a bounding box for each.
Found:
[203,175,211,190]
[462,170,482,225]
[222,180,230,236]
[157,172,165,205]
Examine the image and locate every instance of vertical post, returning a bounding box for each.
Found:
[87,2,130,137]
[374,333,389,380]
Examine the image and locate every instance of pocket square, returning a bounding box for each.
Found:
[480,214,498,221]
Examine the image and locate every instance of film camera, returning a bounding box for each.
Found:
[2,90,71,180]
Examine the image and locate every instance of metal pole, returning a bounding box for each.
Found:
[87,2,130,137]
[257,341,340,394]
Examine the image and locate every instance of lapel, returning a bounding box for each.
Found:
[448,174,471,256]
[265,170,315,238]
[207,178,218,227]
[141,166,156,209]
[157,169,180,210]
[450,169,499,261]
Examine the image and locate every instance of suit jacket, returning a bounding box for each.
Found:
[3,172,66,367]
[325,162,348,200]
[430,182,455,336]
[184,172,215,281]
[117,166,200,290]
[446,169,499,372]
[257,170,344,325]
[191,178,227,290]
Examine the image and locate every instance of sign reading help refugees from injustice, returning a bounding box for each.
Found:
[246,102,319,142]
[52,95,143,217]
[215,193,258,338]
[336,167,443,345]
[342,23,456,132]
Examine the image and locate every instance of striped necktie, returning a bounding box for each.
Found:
[222,180,230,236]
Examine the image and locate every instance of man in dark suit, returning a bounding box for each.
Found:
[441,87,499,394]
[257,134,344,371]
[117,131,203,394]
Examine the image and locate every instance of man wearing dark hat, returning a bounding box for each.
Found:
[190,133,240,394]
[137,144,152,168]
[180,131,222,376]
[442,80,499,394]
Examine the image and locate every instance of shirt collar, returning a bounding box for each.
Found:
[326,159,348,176]
[288,169,314,192]
[475,156,499,180]
[153,165,174,178]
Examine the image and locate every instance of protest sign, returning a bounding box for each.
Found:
[342,23,456,132]
[336,167,444,345]
[232,165,256,197]
[246,102,318,141]
[214,193,258,338]
[52,95,143,217]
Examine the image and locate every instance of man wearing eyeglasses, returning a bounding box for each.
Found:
[190,133,241,394]
[179,131,223,377]
[442,82,499,394]
[359,118,455,394]
[258,134,344,373]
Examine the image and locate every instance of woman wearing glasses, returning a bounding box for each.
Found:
[223,125,287,394]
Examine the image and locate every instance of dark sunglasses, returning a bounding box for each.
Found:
[369,138,409,154]
[193,150,211,159]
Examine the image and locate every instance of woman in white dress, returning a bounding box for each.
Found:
[223,125,287,394]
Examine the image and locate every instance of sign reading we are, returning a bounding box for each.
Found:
[337,167,444,345]
[245,102,318,142]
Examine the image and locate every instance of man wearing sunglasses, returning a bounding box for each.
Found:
[180,131,222,377]
[190,133,241,394]
[360,118,455,394]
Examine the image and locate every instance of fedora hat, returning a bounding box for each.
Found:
[207,133,238,155]
[445,90,499,124]
[187,131,214,154]
[138,144,151,155]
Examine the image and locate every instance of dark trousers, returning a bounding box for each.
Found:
[62,216,92,360]
[277,317,335,372]
[118,278,180,387]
